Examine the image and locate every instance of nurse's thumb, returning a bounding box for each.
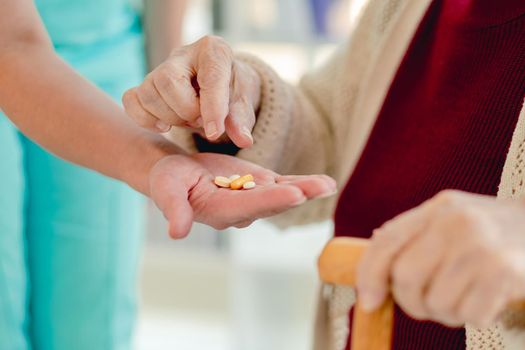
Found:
[164,193,194,239]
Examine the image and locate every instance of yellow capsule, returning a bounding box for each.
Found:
[214,176,232,188]
[230,174,254,190]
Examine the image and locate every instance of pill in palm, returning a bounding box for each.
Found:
[214,176,232,188]
[230,174,255,190]
[229,174,241,181]
[242,181,256,190]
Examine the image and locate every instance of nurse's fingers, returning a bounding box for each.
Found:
[276,175,337,199]
[122,88,167,132]
[158,183,195,239]
[202,183,307,228]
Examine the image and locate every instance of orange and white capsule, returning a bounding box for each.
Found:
[230,174,254,190]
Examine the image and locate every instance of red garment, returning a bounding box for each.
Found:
[333,0,525,349]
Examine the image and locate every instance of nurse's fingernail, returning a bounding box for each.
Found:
[292,195,307,207]
[315,189,338,199]
[156,121,171,132]
[205,121,219,139]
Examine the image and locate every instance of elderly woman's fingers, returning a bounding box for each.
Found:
[421,245,478,326]
[122,88,167,132]
[455,266,511,328]
[225,98,255,148]
[357,204,433,311]
[151,59,201,123]
[390,229,445,320]
[136,77,188,127]
[195,36,234,140]
[223,60,261,148]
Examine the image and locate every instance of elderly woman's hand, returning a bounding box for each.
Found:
[356,190,525,328]
[123,36,260,148]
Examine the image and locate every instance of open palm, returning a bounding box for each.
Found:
[149,153,337,238]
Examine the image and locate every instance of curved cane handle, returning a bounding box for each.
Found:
[318,237,393,350]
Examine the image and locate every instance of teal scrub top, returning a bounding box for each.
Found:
[34,0,146,91]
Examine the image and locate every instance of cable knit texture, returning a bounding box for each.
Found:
[166,0,525,348]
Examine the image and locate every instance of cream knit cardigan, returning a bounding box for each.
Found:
[170,0,525,348]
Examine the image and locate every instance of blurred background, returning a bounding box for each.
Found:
[135,1,365,349]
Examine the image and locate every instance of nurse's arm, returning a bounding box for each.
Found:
[144,0,189,69]
[0,0,180,196]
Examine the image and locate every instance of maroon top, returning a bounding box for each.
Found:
[333,0,525,349]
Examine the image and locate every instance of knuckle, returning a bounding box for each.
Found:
[370,227,397,248]
[235,95,251,106]
[137,84,158,107]
[136,115,155,128]
[153,71,176,93]
[121,89,135,107]
[392,263,414,290]
[198,35,215,47]
[458,303,479,324]
[425,291,450,315]
[199,62,230,86]
[435,189,462,207]
[199,35,231,53]
[445,208,481,234]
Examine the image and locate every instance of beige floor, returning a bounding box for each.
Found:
[134,214,331,350]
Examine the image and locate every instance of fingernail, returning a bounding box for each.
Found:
[242,127,253,143]
[315,189,338,199]
[360,291,384,311]
[205,121,219,139]
[156,121,171,132]
[292,196,307,206]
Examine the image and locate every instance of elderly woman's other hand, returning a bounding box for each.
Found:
[356,190,525,328]
[123,36,260,148]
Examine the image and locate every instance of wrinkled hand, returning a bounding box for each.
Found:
[149,152,336,238]
[123,36,259,148]
[357,190,525,328]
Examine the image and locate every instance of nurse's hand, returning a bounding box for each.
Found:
[149,153,336,238]
[123,36,260,148]
[356,190,525,328]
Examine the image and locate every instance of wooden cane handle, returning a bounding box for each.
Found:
[318,237,393,350]
[318,237,369,286]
